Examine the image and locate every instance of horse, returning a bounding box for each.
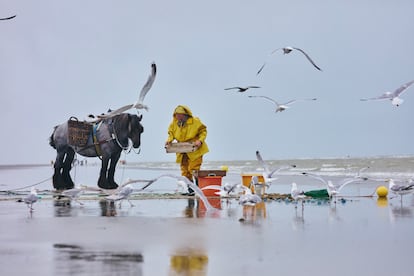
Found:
[49,113,144,190]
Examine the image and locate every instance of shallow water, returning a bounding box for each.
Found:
[0,158,413,275]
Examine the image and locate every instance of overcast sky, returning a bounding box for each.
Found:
[1,0,413,165]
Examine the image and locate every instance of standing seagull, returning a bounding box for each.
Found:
[224,86,261,93]
[60,185,86,205]
[257,46,322,75]
[239,177,262,206]
[98,62,157,119]
[360,79,414,107]
[106,184,135,207]
[248,95,317,113]
[291,182,306,208]
[386,179,414,203]
[23,187,39,212]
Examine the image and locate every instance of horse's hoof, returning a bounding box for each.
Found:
[98,182,118,190]
[108,183,119,189]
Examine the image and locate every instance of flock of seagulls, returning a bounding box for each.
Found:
[18,162,413,214]
[225,45,322,114]
[224,44,413,111]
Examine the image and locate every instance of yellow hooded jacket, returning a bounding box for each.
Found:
[167,105,209,163]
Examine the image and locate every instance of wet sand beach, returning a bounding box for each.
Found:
[0,159,413,275]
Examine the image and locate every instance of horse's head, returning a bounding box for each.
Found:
[127,114,144,148]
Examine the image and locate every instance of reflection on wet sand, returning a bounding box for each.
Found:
[239,201,267,225]
[390,204,413,219]
[54,198,79,217]
[53,243,143,275]
[99,200,117,217]
[182,197,223,218]
[169,248,208,276]
[197,198,221,218]
[184,198,195,218]
[292,205,305,231]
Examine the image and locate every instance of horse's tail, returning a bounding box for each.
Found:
[49,126,57,149]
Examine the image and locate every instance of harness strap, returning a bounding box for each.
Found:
[93,122,103,156]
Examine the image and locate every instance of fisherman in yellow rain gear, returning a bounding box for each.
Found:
[165,105,209,195]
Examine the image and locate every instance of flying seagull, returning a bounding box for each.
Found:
[360,79,414,107]
[257,46,322,75]
[224,86,261,93]
[256,150,296,184]
[0,15,16,20]
[146,174,219,212]
[302,171,368,203]
[248,95,317,113]
[201,182,243,197]
[98,62,157,119]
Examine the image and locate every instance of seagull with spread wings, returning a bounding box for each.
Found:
[224,86,261,93]
[256,150,296,184]
[360,79,414,107]
[98,62,157,119]
[248,95,317,113]
[257,46,322,75]
[302,171,368,203]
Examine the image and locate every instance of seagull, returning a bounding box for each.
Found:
[60,185,85,205]
[106,184,135,207]
[257,46,322,75]
[291,182,306,208]
[23,187,39,211]
[248,95,317,113]
[0,15,16,20]
[201,182,243,197]
[146,174,219,212]
[175,180,188,193]
[255,150,296,184]
[224,86,261,93]
[302,172,367,202]
[98,62,157,119]
[239,178,262,206]
[387,179,414,203]
[360,79,414,107]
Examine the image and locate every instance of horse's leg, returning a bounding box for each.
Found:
[53,150,66,190]
[62,148,75,189]
[98,156,111,189]
[107,151,121,189]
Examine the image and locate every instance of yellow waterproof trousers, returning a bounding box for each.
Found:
[180,154,203,181]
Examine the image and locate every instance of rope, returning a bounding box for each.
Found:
[0,176,52,192]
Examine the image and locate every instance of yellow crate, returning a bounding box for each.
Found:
[241,173,265,193]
